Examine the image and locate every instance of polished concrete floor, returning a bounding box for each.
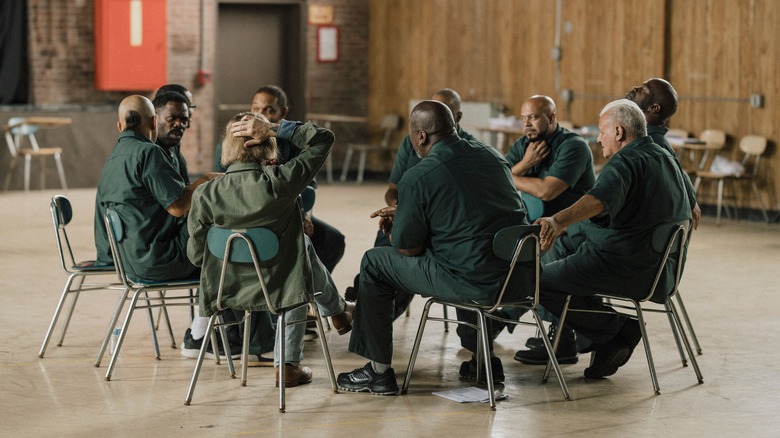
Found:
[1,183,779,437]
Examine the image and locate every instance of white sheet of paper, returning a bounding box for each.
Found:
[432,386,509,403]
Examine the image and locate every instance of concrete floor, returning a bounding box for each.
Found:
[1,183,779,437]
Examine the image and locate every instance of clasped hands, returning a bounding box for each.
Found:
[230,114,278,148]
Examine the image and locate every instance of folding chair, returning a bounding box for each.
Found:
[340,114,401,183]
[402,225,571,409]
[38,195,120,358]
[97,208,199,381]
[547,220,703,395]
[184,227,337,412]
[3,117,68,191]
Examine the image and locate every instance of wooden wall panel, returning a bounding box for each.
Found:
[368,0,778,212]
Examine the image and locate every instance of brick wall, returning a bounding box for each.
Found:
[14,0,370,183]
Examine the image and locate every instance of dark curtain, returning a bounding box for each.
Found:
[0,0,29,104]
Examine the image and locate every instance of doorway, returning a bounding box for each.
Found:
[215,2,305,144]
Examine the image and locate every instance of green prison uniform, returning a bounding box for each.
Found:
[647,124,698,211]
[388,126,476,186]
[505,124,596,217]
[538,136,692,345]
[187,121,334,316]
[348,135,531,364]
[94,130,196,281]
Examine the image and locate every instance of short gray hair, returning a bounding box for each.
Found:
[600,99,647,138]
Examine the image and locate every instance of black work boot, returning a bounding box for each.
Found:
[513,325,578,365]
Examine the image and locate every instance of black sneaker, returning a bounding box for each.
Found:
[180,328,242,360]
[459,356,505,383]
[583,319,642,379]
[304,329,319,341]
[337,362,399,395]
[514,325,578,365]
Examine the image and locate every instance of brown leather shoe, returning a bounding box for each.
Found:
[275,364,313,387]
[331,301,355,335]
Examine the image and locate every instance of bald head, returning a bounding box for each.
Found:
[409,100,457,158]
[432,88,463,125]
[626,78,678,126]
[520,95,558,141]
[117,95,157,141]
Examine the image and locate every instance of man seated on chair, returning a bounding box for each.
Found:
[344,88,477,319]
[187,113,354,387]
[93,95,218,281]
[500,95,596,365]
[533,99,692,380]
[336,100,531,395]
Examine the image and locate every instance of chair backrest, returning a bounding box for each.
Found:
[206,227,281,313]
[104,209,133,287]
[491,224,541,310]
[300,186,316,212]
[51,195,75,270]
[646,220,690,303]
[665,128,689,139]
[738,135,767,177]
[7,117,39,136]
[378,114,402,148]
[699,129,726,150]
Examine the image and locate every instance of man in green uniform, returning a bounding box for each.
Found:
[93,95,217,281]
[344,88,478,318]
[626,77,701,229]
[336,100,531,395]
[502,95,596,365]
[535,99,692,379]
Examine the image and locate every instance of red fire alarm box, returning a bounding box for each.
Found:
[95,0,167,90]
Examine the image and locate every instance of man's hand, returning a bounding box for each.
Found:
[691,202,701,230]
[370,206,396,235]
[230,114,278,148]
[534,216,565,251]
[303,216,314,237]
[512,141,550,176]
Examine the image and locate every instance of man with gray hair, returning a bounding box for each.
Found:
[531,99,692,379]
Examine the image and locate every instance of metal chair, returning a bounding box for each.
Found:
[3,117,68,191]
[340,114,401,183]
[97,208,199,381]
[547,220,703,395]
[402,225,571,409]
[184,227,337,412]
[694,135,770,224]
[38,195,120,358]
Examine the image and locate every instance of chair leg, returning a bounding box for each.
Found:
[55,276,85,347]
[402,298,436,394]
[667,299,704,384]
[3,156,18,191]
[106,290,144,381]
[54,152,67,189]
[665,301,688,367]
[475,311,496,410]
[715,179,725,225]
[675,292,702,355]
[312,303,338,392]
[278,310,286,413]
[356,151,367,184]
[39,273,80,358]
[340,148,354,182]
[39,156,46,190]
[184,313,219,405]
[24,154,32,191]
[540,301,571,400]
[95,287,130,367]
[157,291,177,348]
[442,304,449,332]
[144,292,162,360]
[751,181,770,223]
[632,303,661,395]
[241,311,250,386]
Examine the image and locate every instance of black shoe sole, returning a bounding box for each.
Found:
[337,384,399,395]
[513,355,578,365]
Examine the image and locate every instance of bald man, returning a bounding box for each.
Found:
[504,95,595,366]
[337,100,530,395]
[626,78,701,229]
[344,88,477,316]
[93,95,218,281]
